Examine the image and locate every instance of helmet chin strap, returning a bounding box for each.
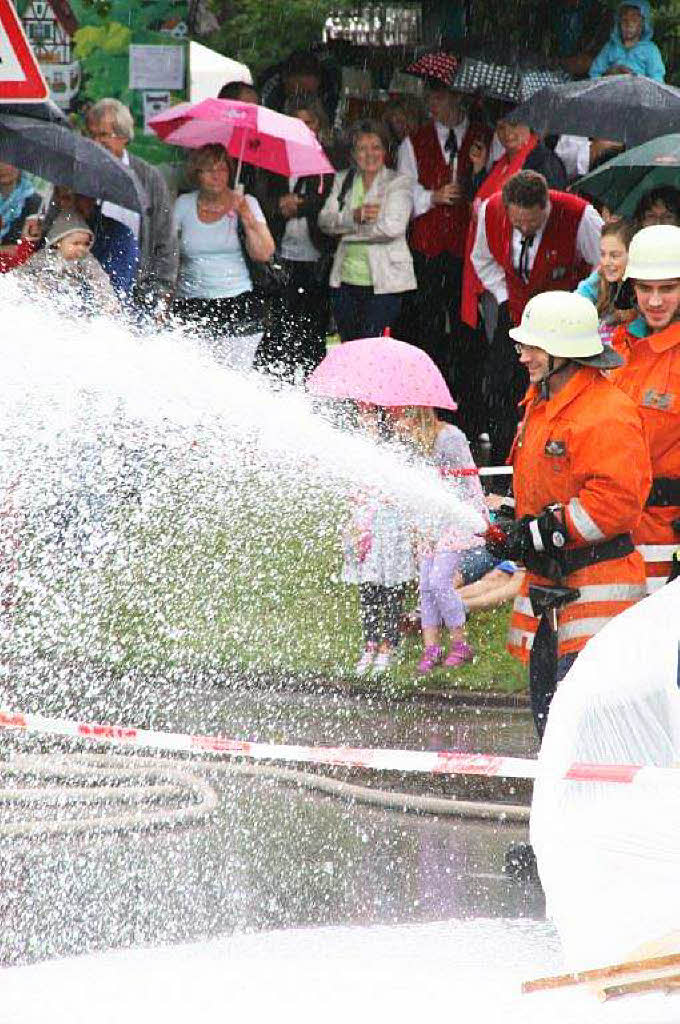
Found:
[539,355,570,400]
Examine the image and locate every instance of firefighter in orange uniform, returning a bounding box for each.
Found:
[488,291,651,737]
[612,224,680,594]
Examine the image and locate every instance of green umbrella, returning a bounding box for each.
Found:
[575,134,680,218]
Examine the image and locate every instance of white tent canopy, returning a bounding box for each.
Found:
[188,42,252,104]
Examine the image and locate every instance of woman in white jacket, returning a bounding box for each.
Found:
[318,119,416,341]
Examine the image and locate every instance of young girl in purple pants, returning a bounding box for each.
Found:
[396,407,487,674]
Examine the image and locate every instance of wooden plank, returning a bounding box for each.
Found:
[522,953,680,994]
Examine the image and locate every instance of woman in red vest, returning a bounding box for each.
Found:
[471,170,602,462]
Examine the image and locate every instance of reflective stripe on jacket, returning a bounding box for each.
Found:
[613,319,680,592]
[508,366,651,663]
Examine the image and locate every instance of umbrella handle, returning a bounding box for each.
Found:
[234,126,248,190]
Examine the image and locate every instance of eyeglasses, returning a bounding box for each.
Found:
[514,342,541,355]
[87,129,123,141]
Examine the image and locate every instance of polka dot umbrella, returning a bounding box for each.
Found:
[404,52,459,89]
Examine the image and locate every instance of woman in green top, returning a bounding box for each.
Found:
[318,119,416,341]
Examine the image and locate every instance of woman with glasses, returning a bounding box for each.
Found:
[172,144,275,369]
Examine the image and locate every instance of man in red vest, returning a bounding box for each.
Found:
[397,79,490,435]
[471,170,602,462]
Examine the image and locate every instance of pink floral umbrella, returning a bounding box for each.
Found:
[307,335,458,410]
[148,98,335,186]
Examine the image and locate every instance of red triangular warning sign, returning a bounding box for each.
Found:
[0,0,49,102]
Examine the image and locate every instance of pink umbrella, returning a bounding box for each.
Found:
[148,98,335,185]
[307,335,458,410]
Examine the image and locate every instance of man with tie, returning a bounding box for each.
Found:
[472,170,602,462]
[397,76,490,415]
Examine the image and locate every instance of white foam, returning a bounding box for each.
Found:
[1,920,677,1024]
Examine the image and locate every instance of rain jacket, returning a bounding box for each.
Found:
[507,366,650,663]
[588,0,665,81]
[612,316,680,592]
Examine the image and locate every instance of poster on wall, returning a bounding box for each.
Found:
[130,44,184,91]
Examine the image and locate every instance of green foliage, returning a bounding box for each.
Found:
[74,23,132,106]
[213,0,354,74]
[74,22,132,59]
[71,0,185,34]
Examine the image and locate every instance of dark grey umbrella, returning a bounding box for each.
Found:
[0,100,67,124]
[0,114,145,212]
[450,54,569,104]
[507,74,680,146]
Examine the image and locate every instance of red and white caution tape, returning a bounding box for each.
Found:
[0,707,677,786]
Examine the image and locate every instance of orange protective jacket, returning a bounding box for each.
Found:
[613,318,680,592]
[508,366,651,664]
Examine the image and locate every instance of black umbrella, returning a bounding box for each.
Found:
[507,74,680,146]
[0,114,145,212]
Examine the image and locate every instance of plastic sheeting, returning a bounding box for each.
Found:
[531,579,680,968]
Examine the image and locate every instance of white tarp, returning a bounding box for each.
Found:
[188,41,252,104]
[532,579,680,968]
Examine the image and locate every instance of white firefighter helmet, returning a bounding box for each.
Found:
[509,291,622,368]
[623,224,680,281]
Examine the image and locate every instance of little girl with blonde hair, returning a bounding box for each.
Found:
[395,406,487,673]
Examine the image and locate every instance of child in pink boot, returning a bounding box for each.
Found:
[393,406,487,675]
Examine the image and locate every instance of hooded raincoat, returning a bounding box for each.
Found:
[588,0,665,81]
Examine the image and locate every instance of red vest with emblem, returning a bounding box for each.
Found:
[408,121,480,259]
[485,190,590,325]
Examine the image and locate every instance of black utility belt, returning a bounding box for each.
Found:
[647,477,680,508]
[530,533,634,578]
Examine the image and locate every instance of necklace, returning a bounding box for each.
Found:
[198,194,232,217]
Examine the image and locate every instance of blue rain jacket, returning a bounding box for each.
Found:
[589,0,665,81]
[576,268,600,304]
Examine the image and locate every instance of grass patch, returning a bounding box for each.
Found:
[13,471,527,698]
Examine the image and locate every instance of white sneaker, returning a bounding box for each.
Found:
[372,650,394,675]
[354,648,376,676]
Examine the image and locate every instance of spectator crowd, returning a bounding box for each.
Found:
[2,1,680,729]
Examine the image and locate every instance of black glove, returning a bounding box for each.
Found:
[486,507,568,572]
[503,515,535,562]
[520,506,568,574]
[531,506,568,558]
[485,514,532,561]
